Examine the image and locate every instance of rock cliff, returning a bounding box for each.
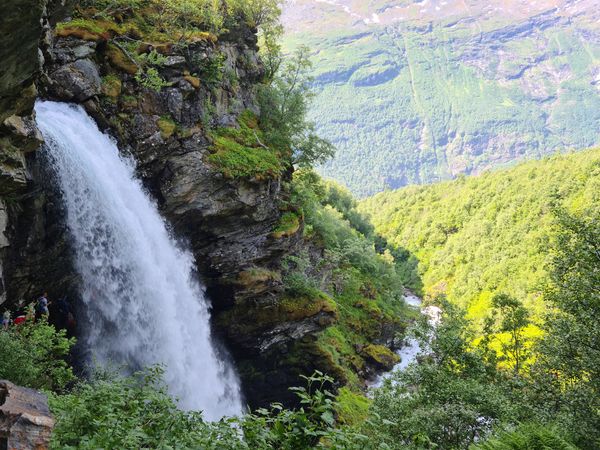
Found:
[0,2,345,407]
[0,0,409,409]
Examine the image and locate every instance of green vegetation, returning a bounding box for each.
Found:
[272,211,301,238]
[208,111,286,180]
[157,116,177,139]
[471,424,579,450]
[5,1,596,448]
[283,3,600,196]
[50,369,367,449]
[0,319,75,392]
[360,149,600,329]
[258,46,335,169]
[59,0,280,94]
[282,169,416,388]
[44,199,600,449]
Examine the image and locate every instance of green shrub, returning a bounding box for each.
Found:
[50,368,364,449]
[472,423,579,450]
[0,319,76,392]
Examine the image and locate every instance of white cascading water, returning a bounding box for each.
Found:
[35,101,242,420]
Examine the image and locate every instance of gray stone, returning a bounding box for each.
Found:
[165,89,184,121]
[49,58,101,102]
[0,380,55,450]
[163,55,187,68]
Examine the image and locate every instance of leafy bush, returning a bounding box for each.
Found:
[0,319,76,392]
[472,423,579,450]
[50,368,364,449]
[363,303,526,449]
[50,367,242,450]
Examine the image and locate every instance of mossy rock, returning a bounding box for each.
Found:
[237,268,281,286]
[101,74,122,98]
[208,110,285,180]
[106,44,137,75]
[362,344,399,371]
[56,19,109,42]
[120,95,138,110]
[235,268,282,296]
[183,74,201,89]
[272,212,301,239]
[157,116,177,139]
[221,291,338,336]
[335,387,371,426]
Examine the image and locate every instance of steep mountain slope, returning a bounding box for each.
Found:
[282,0,600,196]
[359,148,600,324]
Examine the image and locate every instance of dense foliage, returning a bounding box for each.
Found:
[0,319,75,391]
[281,169,415,389]
[50,369,366,449]
[4,2,597,449]
[360,149,600,328]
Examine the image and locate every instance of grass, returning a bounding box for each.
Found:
[157,116,177,139]
[272,212,301,239]
[208,111,286,180]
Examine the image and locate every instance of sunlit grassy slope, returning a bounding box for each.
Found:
[358,148,600,325]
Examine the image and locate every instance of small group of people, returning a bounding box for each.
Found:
[1,292,52,330]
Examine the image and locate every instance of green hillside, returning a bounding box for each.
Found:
[283,0,600,196]
[359,148,600,323]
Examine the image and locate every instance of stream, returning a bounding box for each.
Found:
[370,291,441,388]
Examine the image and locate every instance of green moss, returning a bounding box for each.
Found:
[220,290,338,336]
[362,344,399,370]
[237,268,281,286]
[101,74,122,98]
[272,212,301,239]
[157,116,177,139]
[183,73,201,89]
[55,18,108,41]
[282,339,349,386]
[208,111,285,180]
[120,95,138,110]
[106,44,138,75]
[335,387,371,426]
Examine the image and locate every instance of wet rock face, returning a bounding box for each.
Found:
[0,380,54,450]
[0,0,77,311]
[0,0,45,123]
[0,0,79,314]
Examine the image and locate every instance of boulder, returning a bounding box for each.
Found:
[0,380,55,450]
[48,58,101,102]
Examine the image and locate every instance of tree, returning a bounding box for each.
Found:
[259,46,335,168]
[228,0,281,28]
[490,293,531,375]
[365,302,520,449]
[532,204,600,448]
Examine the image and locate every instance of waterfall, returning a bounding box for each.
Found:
[35,101,242,420]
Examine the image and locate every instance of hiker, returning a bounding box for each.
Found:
[56,295,76,331]
[13,315,26,325]
[36,292,50,320]
[2,310,10,330]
